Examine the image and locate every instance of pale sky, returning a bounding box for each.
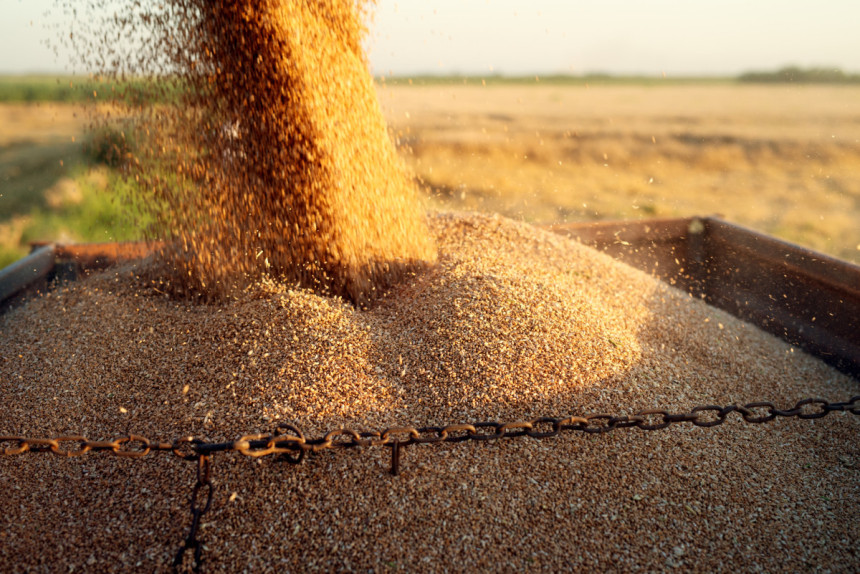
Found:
[2,0,860,76]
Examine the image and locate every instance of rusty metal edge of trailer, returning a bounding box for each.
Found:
[3,218,860,380]
[0,244,56,314]
[700,218,860,378]
[552,216,860,379]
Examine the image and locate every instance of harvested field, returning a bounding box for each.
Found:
[1,213,857,572]
[3,83,860,266]
[379,83,860,264]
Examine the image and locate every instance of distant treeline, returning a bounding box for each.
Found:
[738,66,860,84]
[379,73,729,87]
[0,76,184,104]
[383,68,860,86]
[0,76,84,102]
[2,67,859,102]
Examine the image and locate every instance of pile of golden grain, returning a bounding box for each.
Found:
[1,213,857,572]
[5,1,855,571]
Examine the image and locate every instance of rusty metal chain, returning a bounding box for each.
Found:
[173,454,214,573]
[2,395,857,475]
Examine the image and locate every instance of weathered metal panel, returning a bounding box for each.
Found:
[551,217,860,378]
[701,218,860,377]
[0,244,56,313]
[547,217,704,293]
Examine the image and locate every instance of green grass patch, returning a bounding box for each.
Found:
[0,166,146,269]
[0,125,148,269]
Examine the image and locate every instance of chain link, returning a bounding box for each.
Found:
[173,455,214,573]
[3,396,857,471]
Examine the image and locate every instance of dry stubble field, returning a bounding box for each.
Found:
[380,83,860,264]
[2,83,860,265]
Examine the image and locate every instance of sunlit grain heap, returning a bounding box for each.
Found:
[2,1,857,572]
